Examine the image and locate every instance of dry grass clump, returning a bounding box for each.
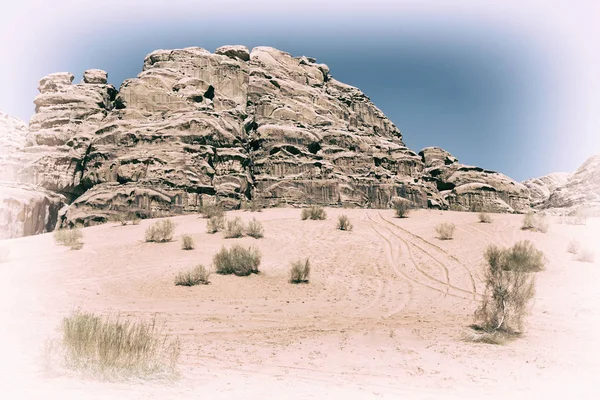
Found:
[213,245,261,276]
[200,203,225,219]
[145,219,175,243]
[113,212,140,226]
[224,217,245,238]
[473,243,539,339]
[566,239,581,254]
[290,258,310,284]
[245,218,265,238]
[301,205,327,220]
[53,309,180,380]
[478,212,492,224]
[180,234,195,250]
[244,200,263,212]
[576,249,595,263]
[54,228,84,250]
[174,265,210,286]
[337,214,353,231]
[206,215,225,234]
[521,211,548,233]
[435,222,456,240]
[392,200,410,218]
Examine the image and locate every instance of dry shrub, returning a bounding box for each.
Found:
[246,218,264,238]
[213,245,261,276]
[113,212,140,226]
[244,200,263,212]
[54,228,84,250]
[576,249,595,263]
[224,217,245,238]
[393,200,410,218]
[337,214,353,231]
[505,240,545,272]
[521,211,548,233]
[566,239,581,254]
[301,205,327,220]
[181,234,195,250]
[206,215,225,234]
[200,203,225,219]
[478,212,492,224]
[145,219,175,243]
[290,258,310,283]
[559,209,587,225]
[474,243,539,336]
[174,265,210,286]
[54,309,180,380]
[436,222,456,240]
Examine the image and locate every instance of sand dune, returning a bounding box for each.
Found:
[1,208,598,399]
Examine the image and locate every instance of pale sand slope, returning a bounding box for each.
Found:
[0,209,598,399]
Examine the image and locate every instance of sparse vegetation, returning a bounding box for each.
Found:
[435,222,456,240]
[54,228,84,250]
[290,258,310,284]
[244,200,263,212]
[521,211,548,233]
[206,215,225,234]
[113,212,140,226]
[392,200,410,218]
[213,245,261,276]
[558,209,587,225]
[301,205,327,220]
[567,239,581,254]
[473,243,539,338]
[336,214,353,231]
[54,309,180,380]
[145,219,175,243]
[478,212,492,224]
[246,218,265,238]
[200,203,225,219]
[181,234,195,250]
[174,265,210,286]
[224,217,245,238]
[576,249,595,263]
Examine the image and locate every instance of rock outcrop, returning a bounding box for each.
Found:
[419,147,530,213]
[522,172,571,207]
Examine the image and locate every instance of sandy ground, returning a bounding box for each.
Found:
[0,208,598,399]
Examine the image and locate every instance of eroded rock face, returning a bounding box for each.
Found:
[419,147,530,213]
[522,172,571,207]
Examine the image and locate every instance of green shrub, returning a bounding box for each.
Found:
[521,211,548,233]
[224,217,245,238]
[200,203,225,219]
[213,245,261,276]
[246,218,264,238]
[301,205,326,220]
[145,219,175,243]
[478,212,492,224]
[206,215,225,234]
[290,258,310,284]
[181,234,195,250]
[56,309,180,380]
[392,200,410,218]
[436,222,456,240]
[336,214,353,231]
[54,228,84,250]
[174,265,210,286]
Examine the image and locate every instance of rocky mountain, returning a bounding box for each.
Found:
[1,45,536,236]
[522,172,571,207]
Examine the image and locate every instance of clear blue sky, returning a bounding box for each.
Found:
[1,0,598,182]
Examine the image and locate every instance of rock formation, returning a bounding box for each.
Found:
[522,172,571,207]
[1,45,537,232]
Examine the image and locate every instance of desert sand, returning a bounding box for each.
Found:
[0,208,598,399]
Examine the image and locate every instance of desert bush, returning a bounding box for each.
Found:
[521,211,548,233]
[224,217,245,238]
[337,214,353,231]
[200,203,225,219]
[213,245,261,276]
[246,218,264,238]
[145,219,175,243]
[290,258,311,284]
[474,243,538,335]
[504,240,545,272]
[174,264,210,286]
[54,228,84,250]
[244,200,263,212]
[113,212,140,226]
[448,204,465,212]
[576,249,595,263]
[392,200,410,218]
[559,209,587,225]
[566,239,581,254]
[56,309,180,380]
[206,215,225,234]
[435,222,456,240]
[478,212,492,224]
[301,205,327,220]
[181,234,195,250]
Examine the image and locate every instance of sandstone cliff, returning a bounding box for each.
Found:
[522,172,571,207]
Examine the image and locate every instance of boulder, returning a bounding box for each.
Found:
[83,69,108,84]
